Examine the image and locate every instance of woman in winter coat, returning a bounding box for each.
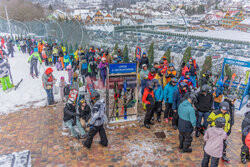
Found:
[66,64,73,83]
[98,57,108,86]
[42,67,56,105]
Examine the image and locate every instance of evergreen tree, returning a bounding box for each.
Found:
[148,42,154,68]
[182,47,192,64]
[123,44,129,63]
[200,56,212,77]
[113,43,118,55]
[163,48,171,63]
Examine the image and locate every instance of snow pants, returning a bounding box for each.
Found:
[30,60,38,76]
[144,104,154,125]
[154,102,162,119]
[0,76,12,91]
[8,50,14,57]
[45,88,54,105]
[84,124,108,148]
[65,119,86,138]
[172,110,179,127]
[196,111,210,129]
[164,103,173,119]
[179,131,193,150]
[201,151,219,167]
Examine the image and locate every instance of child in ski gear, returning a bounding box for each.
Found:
[164,78,178,123]
[66,64,73,83]
[79,99,91,132]
[63,52,70,70]
[213,81,224,110]
[83,91,108,148]
[139,52,149,68]
[172,82,189,130]
[148,68,156,81]
[140,64,149,96]
[194,85,213,137]
[202,117,227,167]
[63,98,87,139]
[0,56,13,91]
[59,76,67,102]
[165,63,177,84]
[55,59,63,71]
[241,111,250,164]
[207,102,231,163]
[143,81,155,129]
[154,68,167,88]
[187,58,199,88]
[98,57,108,86]
[28,48,42,78]
[178,92,197,153]
[152,79,163,122]
[42,67,56,105]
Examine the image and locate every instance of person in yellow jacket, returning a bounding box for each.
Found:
[207,101,231,163]
[74,47,84,61]
[154,68,167,88]
[165,63,177,84]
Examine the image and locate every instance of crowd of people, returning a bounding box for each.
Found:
[1,35,250,166]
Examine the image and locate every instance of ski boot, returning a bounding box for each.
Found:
[195,128,200,137]
[241,152,247,164]
[182,148,192,153]
[222,154,230,163]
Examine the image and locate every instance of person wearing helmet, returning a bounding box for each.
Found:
[178,71,195,89]
[207,101,231,163]
[178,92,198,153]
[42,67,56,105]
[152,79,163,122]
[164,78,178,123]
[143,81,155,129]
[79,99,91,132]
[139,52,149,68]
[63,98,87,139]
[154,68,167,88]
[172,82,189,130]
[0,56,13,91]
[194,85,213,137]
[241,111,250,164]
[158,60,167,71]
[165,63,177,84]
[187,58,199,88]
[223,95,236,136]
[200,70,213,87]
[98,57,108,86]
[148,68,156,80]
[28,47,42,78]
[161,55,168,67]
[213,81,224,110]
[202,117,227,167]
[140,64,149,95]
[83,91,108,148]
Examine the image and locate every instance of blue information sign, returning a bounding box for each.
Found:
[109,63,137,74]
[224,58,250,68]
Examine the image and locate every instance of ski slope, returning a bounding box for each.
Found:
[0,47,68,114]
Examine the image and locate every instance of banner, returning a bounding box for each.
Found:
[109,63,137,74]
[136,46,141,62]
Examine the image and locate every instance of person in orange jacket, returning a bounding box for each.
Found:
[158,60,167,72]
[38,41,44,54]
[143,81,155,129]
[165,63,177,84]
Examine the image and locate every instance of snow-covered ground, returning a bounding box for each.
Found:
[0,47,68,114]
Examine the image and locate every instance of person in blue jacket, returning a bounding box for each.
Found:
[152,79,163,122]
[178,72,195,89]
[187,58,199,88]
[172,82,189,130]
[178,92,197,153]
[164,78,178,124]
[213,81,224,110]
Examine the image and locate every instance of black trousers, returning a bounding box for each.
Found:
[164,103,173,119]
[154,102,162,119]
[144,104,154,124]
[179,131,193,149]
[84,125,108,148]
[241,134,249,156]
[172,110,179,126]
[201,151,220,167]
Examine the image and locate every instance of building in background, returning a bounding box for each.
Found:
[221,10,245,29]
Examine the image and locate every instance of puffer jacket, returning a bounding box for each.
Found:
[164,83,177,103]
[154,84,163,102]
[0,59,9,78]
[165,70,177,84]
[207,110,230,133]
[148,72,156,81]
[89,99,106,126]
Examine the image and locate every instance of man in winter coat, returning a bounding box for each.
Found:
[28,48,42,78]
[63,98,87,139]
[178,92,197,153]
[83,91,108,149]
[139,52,149,68]
[140,64,149,96]
[165,63,177,84]
[98,57,108,86]
[0,56,13,91]
[241,111,250,164]
[7,40,14,58]
[42,67,56,105]
[152,79,164,122]
[164,78,178,123]
[172,82,189,130]
[195,85,214,137]
[213,81,224,110]
[187,58,199,88]
[154,68,167,88]
[143,81,155,129]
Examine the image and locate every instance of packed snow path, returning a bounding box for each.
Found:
[0,47,68,114]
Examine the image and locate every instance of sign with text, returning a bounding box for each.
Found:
[224,58,250,68]
[109,63,136,74]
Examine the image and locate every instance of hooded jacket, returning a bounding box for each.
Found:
[154,84,163,102]
[164,83,177,103]
[142,87,155,105]
[204,126,227,158]
[89,99,106,126]
[194,92,213,112]
[178,100,196,132]
[207,110,230,133]
[213,82,224,103]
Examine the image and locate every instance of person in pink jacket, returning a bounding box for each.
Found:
[202,117,227,167]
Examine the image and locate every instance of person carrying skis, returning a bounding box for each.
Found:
[194,84,214,137]
[63,98,87,139]
[241,111,250,164]
[148,68,156,81]
[207,101,231,163]
[152,79,163,122]
[42,67,56,105]
[201,117,227,167]
[139,52,149,68]
[83,91,108,149]
[187,58,199,88]
[98,57,108,86]
[143,81,155,129]
[172,82,189,130]
[178,92,197,153]
[165,63,177,85]
[0,56,13,91]
[154,68,167,88]
[28,48,42,78]
[164,78,178,123]
[7,39,14,58]
[140,64,149,96]
[79,99,91,132]
[213,81,224,110]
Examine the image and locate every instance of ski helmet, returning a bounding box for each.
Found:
[169,63,174,68]
[90,91,100,101]
[150,68,156,73]
[171,78,178,85]
[159,60,164,64]
[215,117,226,128]
[201,84,211,93]
[219,101,229,111]
[188,92,198,104]
[179,82,188,91]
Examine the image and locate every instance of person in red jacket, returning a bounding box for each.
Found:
[148,68,156,80]
[1,37,5,49]
[143,81,155,129]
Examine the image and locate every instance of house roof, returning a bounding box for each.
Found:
[226,10,240,17]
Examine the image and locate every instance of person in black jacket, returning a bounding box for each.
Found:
[223,95,235,136]
[194,85,213,137]
[63,98,87,139]
[241,111,250,164]
[139,52,149,69]
[79,99,91,132]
